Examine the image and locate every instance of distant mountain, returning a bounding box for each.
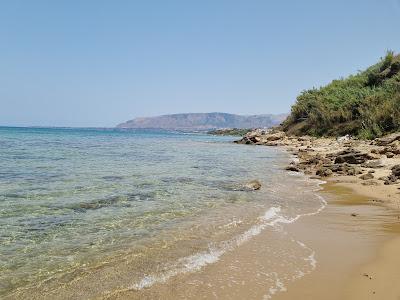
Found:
[116,112,287,130]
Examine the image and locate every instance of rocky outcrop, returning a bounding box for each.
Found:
[235,129,400,188]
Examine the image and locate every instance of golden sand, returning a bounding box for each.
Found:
[107,181,400,299]
[274,181,400,300]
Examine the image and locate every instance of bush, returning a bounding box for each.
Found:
[283,52,400,139]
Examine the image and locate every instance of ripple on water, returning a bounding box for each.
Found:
[0,128,324,298]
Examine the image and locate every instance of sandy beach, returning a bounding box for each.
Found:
[234,129,400,299]
[275,182,400,300]
[105,172,400,299]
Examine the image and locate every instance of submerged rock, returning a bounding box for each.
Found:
[244,180,262,191]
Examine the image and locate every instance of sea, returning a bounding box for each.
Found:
[0,127,326,299]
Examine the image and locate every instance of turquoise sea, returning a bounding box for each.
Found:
[0,127,325,299]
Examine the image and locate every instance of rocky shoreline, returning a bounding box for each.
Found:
[235,129,400,208]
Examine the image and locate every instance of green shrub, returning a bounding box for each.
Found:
[283,52,400,139]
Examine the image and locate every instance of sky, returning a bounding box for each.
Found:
[1,0,400,127]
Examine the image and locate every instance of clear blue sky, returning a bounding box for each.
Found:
[1,0,400,127]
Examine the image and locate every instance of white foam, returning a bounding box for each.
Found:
[297,240,317,269]
[264,273,287,299]
[261,206,281,220]
[221,218,243,229]
[129,184,327,292]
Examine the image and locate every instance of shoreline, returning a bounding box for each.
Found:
[108,141,400,299]
[236,129,400,299]
[273,180,400,299]
[5,130,400,299]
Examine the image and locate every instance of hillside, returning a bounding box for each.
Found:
[117,112,287,130]
[283,51,400,139]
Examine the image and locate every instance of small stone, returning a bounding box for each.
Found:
[360,173,374,180]
[386,152,395,158]
[285,165,300,172]
[244,180,262,191]
[316,167,333,177]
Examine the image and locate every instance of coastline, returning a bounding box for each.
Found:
[105,139,400,299]
[4,129,400,299]
[236,129,400,299]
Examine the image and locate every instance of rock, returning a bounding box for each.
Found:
[391,165,400,177]
[381,145,400,155]
[386,152,395,158]
[265,131,285,141]
[360,173,374,180]
[297,136,312,142]
[346,166,362,176]
[334,149,370,164]
[351,213,358,217]
[384,174,398,185]
[362,160,384,168]
[370,149,380,154]
[285,165,300,172]
[244,180,262,191]
[316,167,333,177]
[265,141,279,146]
[375,132,400,146]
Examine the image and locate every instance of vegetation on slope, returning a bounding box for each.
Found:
[283,51,400,139]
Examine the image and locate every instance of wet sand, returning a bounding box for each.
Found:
[275,182,400,300]
[107,181,400,299]
[8,177,400,299]
[7,158,400,299]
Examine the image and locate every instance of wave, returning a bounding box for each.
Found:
[128,181,327,294]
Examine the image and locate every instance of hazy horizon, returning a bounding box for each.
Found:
[1,0,400,127]
[0,111,288,129]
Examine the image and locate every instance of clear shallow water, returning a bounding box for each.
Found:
[0,127,325,299]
